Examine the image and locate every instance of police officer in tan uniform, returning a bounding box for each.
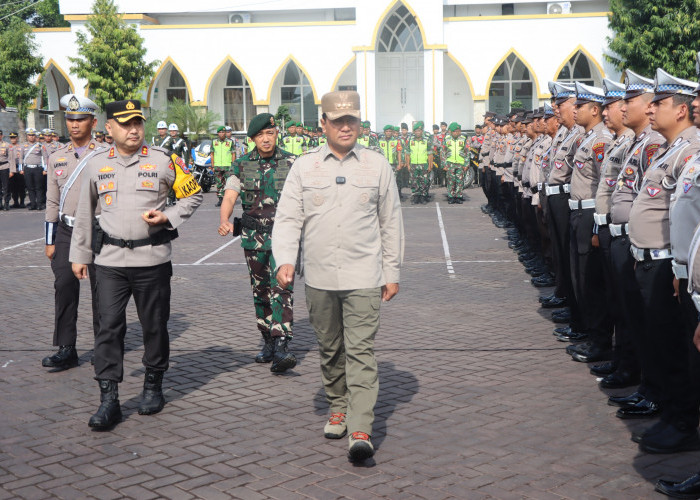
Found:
[42,94,102,371]
[0,130,12,210]
[20,128,49,210]
[272,91,404,461]
[70,99,203,430]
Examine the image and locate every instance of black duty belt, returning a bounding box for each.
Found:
[103,228,178,249]
[241,212,273,233]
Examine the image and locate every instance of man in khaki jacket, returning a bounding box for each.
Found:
[272,90,404,461]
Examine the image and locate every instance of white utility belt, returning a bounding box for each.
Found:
[609,223,629,237]
[59,214,76,227]
[545,183,571,196]
[629,244,673,262]
[672,259,689,280]
[568,198,595,211]
[593,213,609,226]
[692,292,700,313]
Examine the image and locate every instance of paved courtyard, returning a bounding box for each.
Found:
[0,186,696,499]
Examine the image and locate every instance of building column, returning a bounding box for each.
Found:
[473,100,486,129]
[424,49,444,126]
[354,49,376,127]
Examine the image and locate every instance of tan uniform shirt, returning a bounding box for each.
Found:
[570,121,614,201]
[0,141,11,171]
[515,136,533,187]
[595,129,635,215]
[272,143,404,290]
[530,135,553,206]
[670,151,700,264]
[20,142,49,170]
[688,226,700,297]
[547,125,584,186]
[479,130,493,170]
[520,135,542,195]
[629,126,700,250]
[7,143,20,173]
[609,126,665,225]
[45,140,102,224]
[502,132,518,182]
[69,144,203,267]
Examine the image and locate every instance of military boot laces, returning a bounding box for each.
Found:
[88,380,122,429]
[138,369,165,415]
[270,337,297,373]
[41,345,79,369]
[254,332,275,363]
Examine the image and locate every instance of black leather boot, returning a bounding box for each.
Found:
[88,380,121,429]
[138,369,165,415]
[254,332,275,363]
[41,345,79,369]
[215,197,222,207]
[270,337,297,373]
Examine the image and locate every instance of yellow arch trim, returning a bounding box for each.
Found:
[369,0,429,50]
[482,48,544,101]
[445,51,476,101]
[146,56,194,107]
[330,55,356,92]
[199,55,260,107]
[41,59,75,94]
[265,55,321,106]
[552,44,606,82]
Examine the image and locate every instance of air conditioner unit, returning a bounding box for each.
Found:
[229,13,251,24]
[547,2,572,14]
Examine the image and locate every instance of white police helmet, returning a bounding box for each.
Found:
[168,123,179,131]
[157,121,167,129]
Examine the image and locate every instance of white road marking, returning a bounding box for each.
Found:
[192,236,240,265]
[435,202,454,276]
[2,360,14,368]
[0,237,43,252]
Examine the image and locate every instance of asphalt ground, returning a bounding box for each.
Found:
[0,186,697,499]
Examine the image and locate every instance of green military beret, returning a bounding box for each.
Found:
[383,124,393,131]
[285,120,295,128]
[295,121,303,128]
[448,122,461,132]
[217,126,225,133]
[393,126,400,132]
[247,113,276,138]
[413,121,424,131]
[361,121,370,128]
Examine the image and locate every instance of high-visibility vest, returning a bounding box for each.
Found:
[283,135,304,155]
[318,136,327,146]
[212,140,232,167]
[379,139,398,164]
[410,138,429,164]
[358,136,370,147]
[445,137,466,165]
[246,139,255,153]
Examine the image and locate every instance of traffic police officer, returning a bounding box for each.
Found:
[69,99,203,430]
[151,121,169,147]
[218,113,297,373]
[168,123,188,163]
[43,94,102,371]
[20,128,49,210]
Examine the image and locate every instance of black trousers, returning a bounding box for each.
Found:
[569,208,612,344]
[608,235,642,376]
[635,258,686,415]
[24,167,44,208]
[94,262,172,382]
[10,170,25,205]
[0,169,9,205]
[672,282,700,429]
[547,193,580,329]
[51,223,99,346]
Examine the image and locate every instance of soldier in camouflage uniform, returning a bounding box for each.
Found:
[406,121,433,204]
[443,122,470,203]
[218,113,297,373]
[211,126,234,206]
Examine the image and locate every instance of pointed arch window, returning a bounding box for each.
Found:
[377,5,423,53]
[224,64,255,131]
[166,68,188,103]
[488,53,534,114]
[557,51,598,86]
[280,62,315,126]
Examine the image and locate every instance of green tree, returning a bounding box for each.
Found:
[0,0,68,30]
[275,105,292,131]
[144,100,220,144]
[69,0,158,110]
[607,0,700,79]
[0,18,43,137]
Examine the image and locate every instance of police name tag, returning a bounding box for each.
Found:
[336,176,346,184]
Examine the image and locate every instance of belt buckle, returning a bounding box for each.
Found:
[121,239,134,249]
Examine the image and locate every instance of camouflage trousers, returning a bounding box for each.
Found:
[410,163,430,196]
[244,249,293,339]
[445,162,466,198]
[215,167,231,198]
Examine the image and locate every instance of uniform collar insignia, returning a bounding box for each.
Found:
[141,145,149,156]
[67,143,73,151]
[89,143,95,149]
[108,147,115,158]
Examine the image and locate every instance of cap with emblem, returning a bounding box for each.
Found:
[447,122,461,132]
[247,112,276,138]
[413,121,424,131]
[652,68,698,103]
[544,103,556,118]
[575,82,605,105]
[95,131,104,138]
[26,128,36,135]
[168,123,179,131]
[60,94,98,120]
[9,132,17,138]
[522,112,534,124]
[321,91,361,121]
[531,107,544,119]
[483,111,496,118]
[225,126,232,132]
[548,81,557,97]
[41,128,51,135]
[553,82,576,104]
[105,99,144,123]
[602,78,626,106]
[623,70,655,100]
[156,121,167,129]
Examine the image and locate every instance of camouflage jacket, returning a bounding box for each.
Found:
[232,147,296,251]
